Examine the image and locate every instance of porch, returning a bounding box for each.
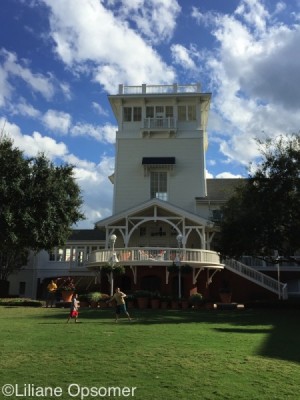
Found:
[87,247,223,269]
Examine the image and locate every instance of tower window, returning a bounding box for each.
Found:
[178,105,196,121]
[150,172,168,201]
[124,107,132,121]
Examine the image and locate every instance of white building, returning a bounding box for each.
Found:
[8,84,293,302]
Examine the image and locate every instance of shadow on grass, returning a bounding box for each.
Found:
[38,307,300,364]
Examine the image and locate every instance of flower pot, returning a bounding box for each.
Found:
[171,300,179,309]
[61,291,74,302]
[151,299,160,309]
[161,301,169,309]
[137,297,149,309]
[127,300,135,309]
[219,292,232,303]
[181,300,189,309]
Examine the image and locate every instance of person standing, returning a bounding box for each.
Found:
[67,293,80,323]
[46,279,57,308]
[107,287,131,322]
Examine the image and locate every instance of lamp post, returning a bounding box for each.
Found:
[176,234,183,299]
[109,234,117,296]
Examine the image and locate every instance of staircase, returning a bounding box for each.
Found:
[224,257,288,300]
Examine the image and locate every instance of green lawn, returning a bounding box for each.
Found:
[1,306,300,400]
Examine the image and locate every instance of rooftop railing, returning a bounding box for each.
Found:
[118,83,201,95]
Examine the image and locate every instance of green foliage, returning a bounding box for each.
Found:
[134,290,151,298]
[0,137,84,279]
[87,292,102,303]
[102,265,125,275]
[218,134,300,260]
[0,298,43,307]
[189,293,204,304]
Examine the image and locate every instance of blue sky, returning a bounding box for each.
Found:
[1,0,300,228]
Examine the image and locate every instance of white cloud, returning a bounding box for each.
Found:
[171,44,197,70]
[41,0,176,92]
[92,102,109,116]
[192,0,300,167]
[0,48,55,101]
[12,98,41,118]
[109,0,181,44]
[215,172,243,179]
[70,122,116,143]
[42,109,72,133]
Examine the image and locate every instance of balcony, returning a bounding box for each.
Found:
[87,247,223,270]
[142,117,177,137]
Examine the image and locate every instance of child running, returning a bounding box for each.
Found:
[67,293,79,323]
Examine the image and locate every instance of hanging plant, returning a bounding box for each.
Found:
[102,265,113,273]
[113,265,125,275]
[102,265,125,275]
[181,264,192,274]
[167,262,180,273]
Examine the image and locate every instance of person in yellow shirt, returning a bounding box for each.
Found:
[46,279,57,308]
[107,287,131,322]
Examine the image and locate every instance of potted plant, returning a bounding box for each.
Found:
[57,277,76,302]
[160,295,171,309]
[189,293,204,309]
[181,264,192,274]
[150,291,161,309]
[102,265,125,275]
[180,297,189,309]
[219,281,232,303]
[125,294,135,309]
[78,293,89,308]
[167,262,179,273]
[134,290,151,309]
[171,296,180,309]
[99,293,110,308]
[87,292,102,308]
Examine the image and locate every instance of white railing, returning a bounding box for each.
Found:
[224,257,288,300]
[143,117,176,130]
[118,83,201,95]
[88,247,222,268]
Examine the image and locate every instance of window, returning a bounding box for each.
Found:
[19,282,26,296]
[146,106,154,118]
[178,105,196,121]
[178,106,186,121]
[49,250,55,261]
[123,106,142,121]
[156,106,164,115]
[166,106,174,118]
[151,172,168,201]
[123,107,132,121]
[133,107,142,121]
[187,105,196,120]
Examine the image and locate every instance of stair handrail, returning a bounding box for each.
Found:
[224,257,288,300]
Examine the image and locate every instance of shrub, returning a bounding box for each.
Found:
[0,298,43,307]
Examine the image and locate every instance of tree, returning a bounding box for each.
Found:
[217,134,300,263]
[0,137,85,280]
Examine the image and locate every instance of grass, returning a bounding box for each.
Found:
[1,306,300,400]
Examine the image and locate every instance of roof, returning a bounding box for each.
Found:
[68,229,105,241]
[198,178,246,202]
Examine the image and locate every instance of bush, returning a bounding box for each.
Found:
[87,292,102,303]
[189,293,204,305]
[0,298,43,307]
